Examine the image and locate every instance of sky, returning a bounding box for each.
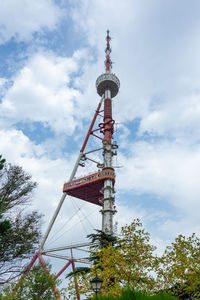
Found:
[1,0,200,273]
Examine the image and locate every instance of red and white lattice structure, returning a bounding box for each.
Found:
[12,30,120,300]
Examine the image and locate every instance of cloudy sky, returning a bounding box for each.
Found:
[1,0,200,263]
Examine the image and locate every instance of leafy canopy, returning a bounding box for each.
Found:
[67,219,200,299]
[67,219,157,299]
[0,263,61,300]
[0,157,42,284]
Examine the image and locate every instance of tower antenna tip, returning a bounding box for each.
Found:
[105,30,112,71]
[106,30,111,40]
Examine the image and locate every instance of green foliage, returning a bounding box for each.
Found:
[66,267,91,279]
[88,230,118,267]
[67,219,157,298]
[92,219,157,296]
[87,230,118,248]
[0,160,42,284]
[0,155,6,171]
[0,264,61,299]
[96,289,177,299]
[157,233,200,299]
[67,220,200,299]
[0,164,37,212]
[66,230,116,279]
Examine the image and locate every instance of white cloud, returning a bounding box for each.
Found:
[160,215,200,239]
[0,0,63,44]
[114,138,200,241]
[0,51,88,134]
[67,1,200,240]
[0,128,94,240]
[71,0,200,144]
[118,140,200,213]
[0,78,7,87]
[1,0,200,257]
[139,93,200,141]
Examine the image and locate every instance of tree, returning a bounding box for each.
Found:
[95,219,157,296]
[96,289,178,300]
[66,229,117,299]
[0,158,42,284]
[66,230,117,279]
[157,233,200,299]
[0,155,6,170]
[67,219,157,299]
[0,263,61,300]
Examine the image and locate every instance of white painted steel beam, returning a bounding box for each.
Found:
[44,253,90,264]
[84,147,103,155]
[42,241,98,253]
[39,151,83,251]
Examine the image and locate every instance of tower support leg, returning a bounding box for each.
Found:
[10,253,38,296]
[39,96,104,251]
[71,260,80,300]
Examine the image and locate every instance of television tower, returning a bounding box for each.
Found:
[96,30,120,234]
[38,31,120,249]
[12,31,120,299]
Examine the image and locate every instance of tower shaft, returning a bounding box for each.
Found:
[95,30,120,235]
[102,89,115,234]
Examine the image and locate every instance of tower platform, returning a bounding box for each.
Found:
[63,169,115,206]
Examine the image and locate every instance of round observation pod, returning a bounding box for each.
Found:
[96,73,120,98]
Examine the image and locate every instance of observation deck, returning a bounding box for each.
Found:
[96,73,120,98]
[63,169,115,206]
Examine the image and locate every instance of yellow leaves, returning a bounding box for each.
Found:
[156,233,200,298]
[66,221,200,299]
[86,220,158,296]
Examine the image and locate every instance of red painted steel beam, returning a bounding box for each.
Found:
[72,261,80,300]
[11,253,38,296]
[80,99,103,153]
[56,261,72,279]
[104,98,113,143]
[37,252,62,300]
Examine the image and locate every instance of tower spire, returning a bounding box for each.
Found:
[105,30,112,72]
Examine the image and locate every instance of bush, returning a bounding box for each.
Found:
[96,289,178,300]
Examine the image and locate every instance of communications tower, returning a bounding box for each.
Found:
[62,30,120,234]
[96,30,120,234]
[13,31,120,299]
